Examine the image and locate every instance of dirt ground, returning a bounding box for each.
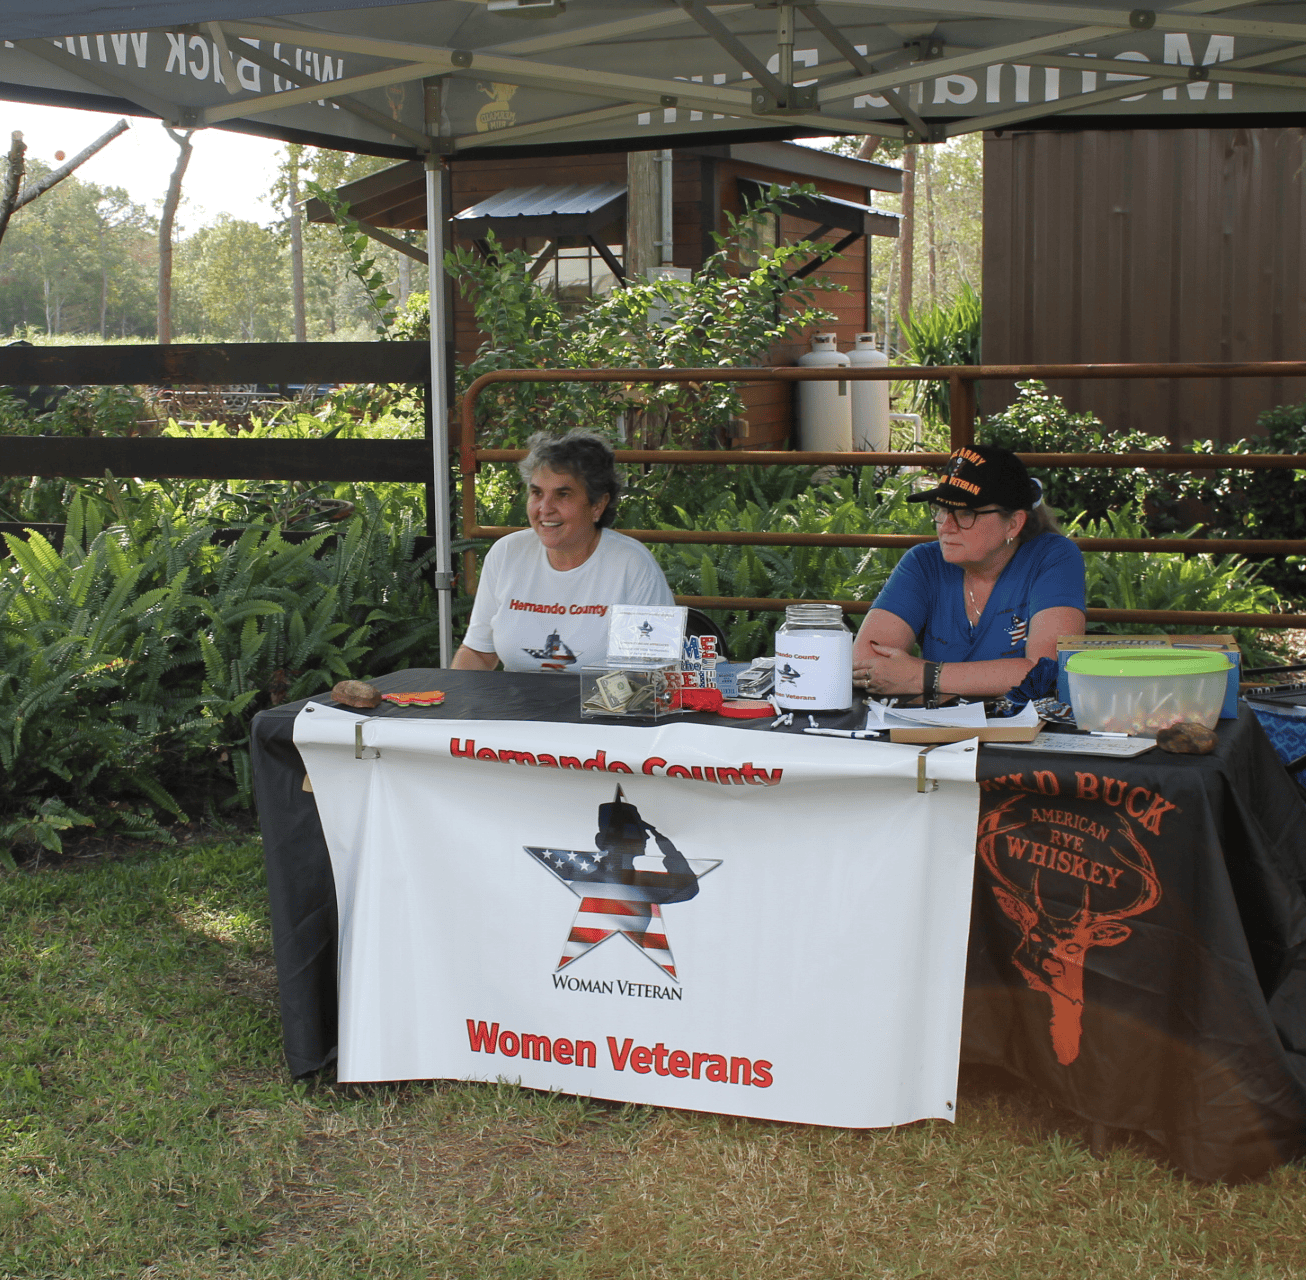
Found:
[8,815,261,873]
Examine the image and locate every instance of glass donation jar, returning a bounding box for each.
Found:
[773,603,854,712]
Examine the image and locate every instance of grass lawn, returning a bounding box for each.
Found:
[3,838,1305,1279]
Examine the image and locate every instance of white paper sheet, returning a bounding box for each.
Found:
[864,700,1039,730]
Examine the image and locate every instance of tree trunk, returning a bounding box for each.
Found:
[287,144,307,342]
[883,251,897,356]
[924,146,937,306]
[397,247,411,310]
[898,144,916,327]
[0,131,27,247]
[625,150,659,283]
[158,127,195,345]
[99,225,109,339]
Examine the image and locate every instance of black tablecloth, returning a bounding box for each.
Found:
[251,670,1306,1181]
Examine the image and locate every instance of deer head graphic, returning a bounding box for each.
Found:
[978,795,1161,1066]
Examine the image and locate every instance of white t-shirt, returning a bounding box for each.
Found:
[464,528,675,673]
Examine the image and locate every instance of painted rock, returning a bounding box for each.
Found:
[331,679,382,708]
[1156,722,1218,755]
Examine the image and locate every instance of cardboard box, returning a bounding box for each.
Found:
[1056,635,1241,720]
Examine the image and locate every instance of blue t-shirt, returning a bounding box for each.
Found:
[872,534,1085,663]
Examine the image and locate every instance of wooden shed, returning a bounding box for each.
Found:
[310,142,901,449]
[983,126,1306,445]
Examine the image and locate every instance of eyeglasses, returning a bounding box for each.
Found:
[929,503,1002,529]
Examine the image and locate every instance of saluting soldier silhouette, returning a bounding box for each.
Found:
[580,786,700,905]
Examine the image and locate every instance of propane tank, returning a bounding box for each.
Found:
[849,332,891,453]
[796,333,852,452]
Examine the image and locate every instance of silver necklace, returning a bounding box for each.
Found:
[965,576,982,624]
[965,543,1015,626]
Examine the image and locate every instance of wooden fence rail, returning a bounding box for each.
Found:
[460,363,1306,630]
[0,341,430,387]
[2,437,433,483]
[0,341,434,485]
[2,346,1305,632]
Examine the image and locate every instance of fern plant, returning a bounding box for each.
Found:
[647,473,935,659]
[899,282,982,423]
[0,484,441,866]
[1072,506,1285,665]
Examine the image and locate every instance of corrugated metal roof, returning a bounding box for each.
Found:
[453,183,626,224]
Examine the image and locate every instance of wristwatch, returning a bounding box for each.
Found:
[923,661,942,708]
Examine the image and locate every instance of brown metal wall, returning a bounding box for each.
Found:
[982,127,1306,444]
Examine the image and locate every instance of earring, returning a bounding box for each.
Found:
[1005,536,1013,546]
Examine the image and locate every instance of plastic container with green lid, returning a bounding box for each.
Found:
[1066,647,1231,734]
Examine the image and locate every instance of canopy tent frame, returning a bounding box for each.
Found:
[10,4,1306,156]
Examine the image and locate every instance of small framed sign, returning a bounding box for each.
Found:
[606,604,687,664]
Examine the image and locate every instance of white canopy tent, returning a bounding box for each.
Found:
[7,3,1306,153]
[5,1,1306,660]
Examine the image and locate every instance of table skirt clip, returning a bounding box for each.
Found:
[917,744,941,793]
[355,721,380,760]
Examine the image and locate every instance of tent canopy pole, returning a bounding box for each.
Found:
[424,152,454,668]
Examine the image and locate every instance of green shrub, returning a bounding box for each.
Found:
[644,472,931,660]
[464,455,1290,665]
[982,381,1306,604]
[0,484,441,865]
[632,465,1286,665]
[899,283,982,423]
[0,382,148,438]
[1073,506,1285,666]
[445,185,842,451]
[1172,407,1306,601]
[0,384,153,524]
[980,380,1171,521]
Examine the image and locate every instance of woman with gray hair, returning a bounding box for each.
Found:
[452,430,674,673]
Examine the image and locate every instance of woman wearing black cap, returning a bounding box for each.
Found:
[852,444,1086,700]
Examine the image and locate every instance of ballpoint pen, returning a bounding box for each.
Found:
[803,728,884,739]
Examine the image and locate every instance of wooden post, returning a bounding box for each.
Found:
[949,374,975,449]
[898,144,916,329]
[626,150,659,283]
[698,156,720,266]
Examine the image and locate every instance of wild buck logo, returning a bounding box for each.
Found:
[977,788,1163,1066]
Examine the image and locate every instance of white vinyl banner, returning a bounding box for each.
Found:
[294,703,981,1128]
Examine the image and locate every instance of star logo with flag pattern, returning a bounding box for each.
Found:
[525,786,720,980]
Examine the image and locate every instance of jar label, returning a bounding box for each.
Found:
[774,630,853,710]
